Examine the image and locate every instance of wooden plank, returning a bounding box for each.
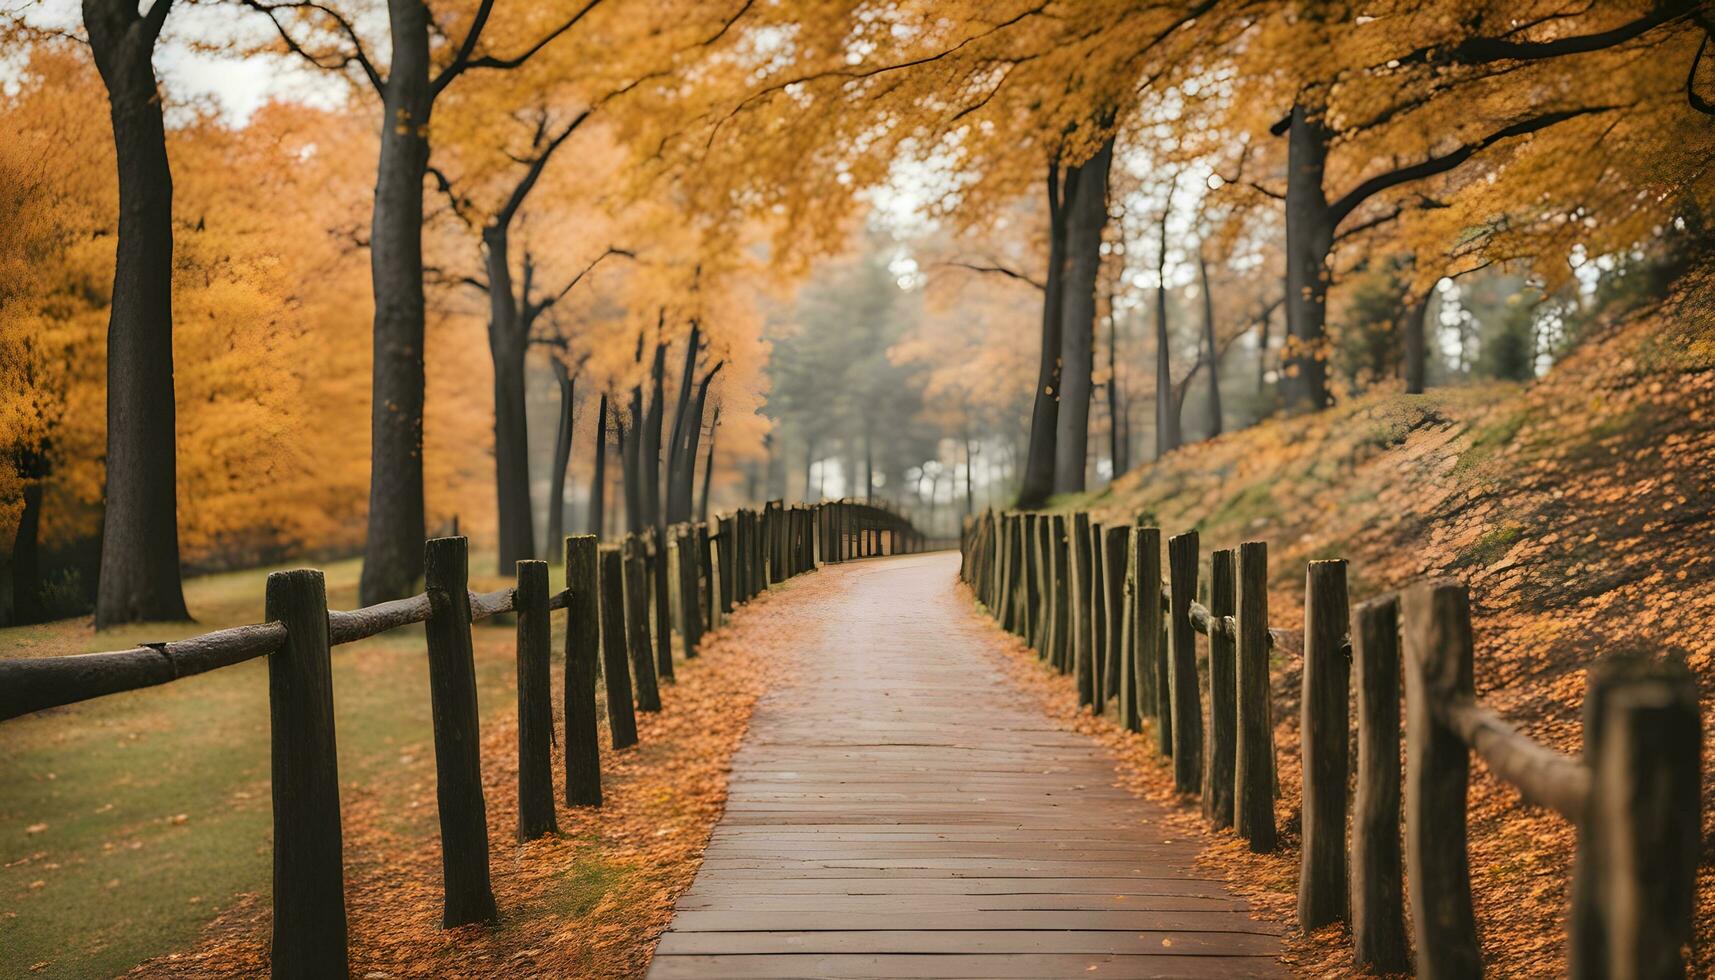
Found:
[648,952,1284,979]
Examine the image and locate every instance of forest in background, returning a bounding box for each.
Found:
[2,0,1711,627]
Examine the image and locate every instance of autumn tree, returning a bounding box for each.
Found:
[245,0,612,602]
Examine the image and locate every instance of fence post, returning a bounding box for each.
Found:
[514,559,557,841]
[1352,595,1407,973]
[422,536,498,926]
[1299,559,1351,929]
[1120,529,1140,734]
[649,527,674,682]
[678,526,704,656]
[717,515,736,615]
[697,522,716,629]
[1070,513,1095,707]
[564,536,602,807]
[1103,526,1127,710]
[1049,514,1070,673]
[1089,521,1108,711]
[752,506,769,592]
[265,569,347,980]
[623,538,662,711]
[1132,527,1161,744]
[1204,549,1237,829]
[1401,580,1481,978]
[598,547,638,749]
[1570,655,1700,979]
[1235,540,1276,851]
[1166,531,1201,793]
[1022,515,1041,651]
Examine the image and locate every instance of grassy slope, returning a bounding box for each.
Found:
[1058,268,1715,974]
[0,554,525,978]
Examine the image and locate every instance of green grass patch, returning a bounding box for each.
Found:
[1456,524,1525,570]
[0,553,522,979]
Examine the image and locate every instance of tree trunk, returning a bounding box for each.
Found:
[663,323,700,524]
[699,407,719,522]
[619,407,641,534]
[485,227,534,569]
[963,433,975,518]
[1106,298,1126,478]
[643,342,666,530]
[1154,205,1181,458]
[1052,136,1115,495]
[863,421,874,501]
[11,472,44,624]
[587,393,607,538]
[1199,248,1224,438]
[1282,103,1335,414]
[679,364,721,517]
[85,0,190,627]
[358,0,434,605]
[1403,292,1431,394]
[545,361,574,558]
[1016,162,1071,508]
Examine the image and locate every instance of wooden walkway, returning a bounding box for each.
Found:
[648,552,1284,980]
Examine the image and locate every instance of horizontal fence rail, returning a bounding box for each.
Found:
[959,508,1699,979]
[0,498,928,979]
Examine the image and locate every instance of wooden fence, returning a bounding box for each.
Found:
[0,498,926,979]
[959,509,1700,979]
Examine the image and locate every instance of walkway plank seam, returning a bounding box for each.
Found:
[647,552,1285,980]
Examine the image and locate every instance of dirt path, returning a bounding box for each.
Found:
[648,552,1283,979]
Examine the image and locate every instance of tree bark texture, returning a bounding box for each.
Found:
[1052,137,1116,495]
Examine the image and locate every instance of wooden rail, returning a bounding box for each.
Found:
[0,498,928,979]
[959,509,1699,978]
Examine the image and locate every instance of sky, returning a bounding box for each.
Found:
[16,0,347,121]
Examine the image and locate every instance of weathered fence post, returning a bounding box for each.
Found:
[767,499,785,583]
[1050,514,1071,673]
[1352,595,1407,973]
[598,547,638,749]
[697,522,716,629]
[564,535,602,807]
[1103,526,1128,710]
[678,526,704,657]
[265,568,348,980]
[1299,559,1351,929]
[1166,531,1201,793]
[751,506,768,592]
[1071,512,1095,707]
[1120,528,1140,734]
[649,527,673,682]
[1024,514,1044,651]
[623,538,662,712]
[514,560,558,841]
[1204,549,1237,829]
[422,536,498,926]
[1235,540,1276,851]
[1134,527,1164,750]
[1570,654,1701,980]
[1089,521,1108,711]
[717,515,736,615]
[1401,580,1481,978]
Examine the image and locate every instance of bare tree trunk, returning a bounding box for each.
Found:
[10,460,45,624]
[485,228,535,569]
[1154,197,1182,458]
[963,432,975,518]
[1403,292,1431,393]
[863,421,875,502]
[545,361,574,558]
[1283,102,1335,414]
[586,393,607,538]
[663,322,700,524]
[1199,247,1224,438]
[1018,161,1071,508]
[698,407,719,522]
[643,341,666,530]
[85,0,190,627]
[1106,291,1127,478]
[620,405,641,534]
[1052,136,1116,495]
[358,0,434,604]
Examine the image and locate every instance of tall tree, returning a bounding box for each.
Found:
[1198,246,1223,437]
[83,0,190,626]
[1017,160,1071,507]
[1051,134,1116,494]
[586,391,608,537]
[246,0,606,603]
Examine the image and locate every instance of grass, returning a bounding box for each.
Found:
[0,554,534,979]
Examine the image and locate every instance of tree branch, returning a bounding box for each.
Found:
[1328,105,1616,228]
[938,260,1046,291]
[1396,1,1693,67]
[436,0,608,90]
[241,0,385,96]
